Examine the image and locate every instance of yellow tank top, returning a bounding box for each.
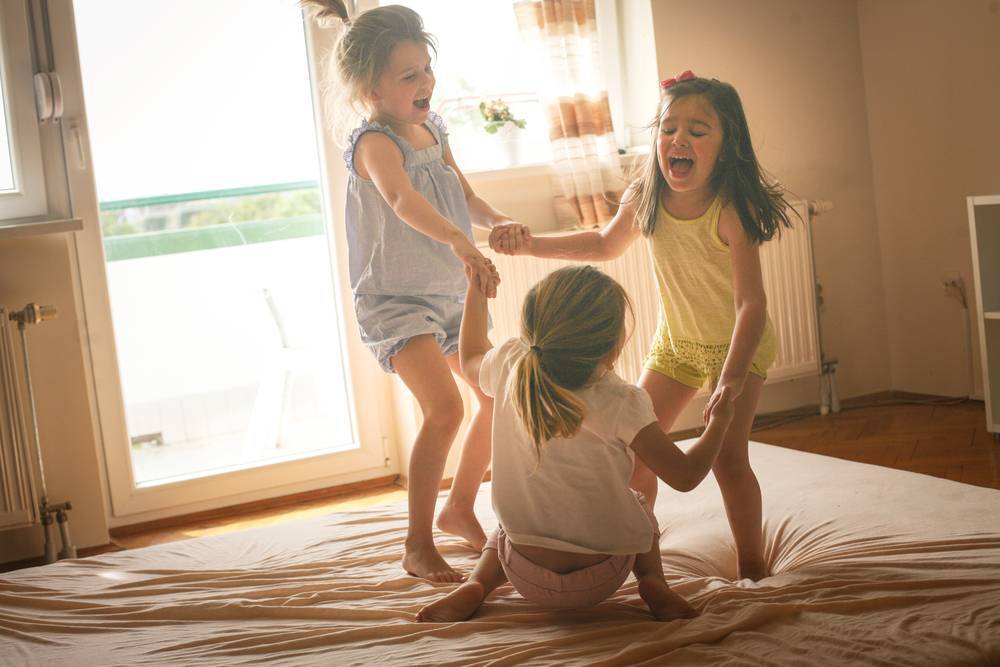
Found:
[647,195,777,372]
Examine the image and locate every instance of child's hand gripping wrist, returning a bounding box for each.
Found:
[452,236,500,297]
[464,260,500,300]
[488,222,532,256]
[703,379,740,427]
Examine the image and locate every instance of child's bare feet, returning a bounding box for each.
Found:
[416,581,486,622]
[436,505,487,552]
[402,546,465,583]
[637,576,698,622]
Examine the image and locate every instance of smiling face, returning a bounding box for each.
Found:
[369,40,435,129]
[656,94,724,199]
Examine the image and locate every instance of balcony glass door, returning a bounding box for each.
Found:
[73,0,385,517]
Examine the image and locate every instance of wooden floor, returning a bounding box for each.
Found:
[4,398,999,571]
[752,397,999,489]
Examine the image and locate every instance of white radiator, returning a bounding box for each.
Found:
[485,200,821,391]
[0,306,39,532]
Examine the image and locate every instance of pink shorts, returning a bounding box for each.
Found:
[485,499,658,610]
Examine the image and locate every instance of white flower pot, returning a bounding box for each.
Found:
[497,122,522,168]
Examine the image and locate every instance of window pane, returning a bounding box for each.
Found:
[75,1,356,486]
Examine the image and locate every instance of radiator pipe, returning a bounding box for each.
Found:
[8,303,76,562]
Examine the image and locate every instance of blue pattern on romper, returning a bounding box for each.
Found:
[343,112,473,297]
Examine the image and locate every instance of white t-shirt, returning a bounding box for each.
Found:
[480,338,659,555]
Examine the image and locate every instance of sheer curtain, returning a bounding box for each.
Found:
[513,0,626,228]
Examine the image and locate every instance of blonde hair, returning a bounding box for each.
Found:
[511,266,633,454]
[300,1,436,144]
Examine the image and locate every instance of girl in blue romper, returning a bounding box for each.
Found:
[304,0,531,582]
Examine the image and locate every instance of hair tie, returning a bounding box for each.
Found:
[530,345,542,354]
[660,70,696,89]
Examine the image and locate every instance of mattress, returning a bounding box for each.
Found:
[1,443,998,666]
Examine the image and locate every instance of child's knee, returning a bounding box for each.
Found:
[422,393,465,435]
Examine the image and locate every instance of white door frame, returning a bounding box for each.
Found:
[49,1,399,526]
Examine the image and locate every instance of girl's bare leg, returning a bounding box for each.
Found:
[435,353,491,552]
[633,369,698,503]
[393,336,466,583]
[416,546,507,622]
[712,373,767,581]
[632,507,698,622]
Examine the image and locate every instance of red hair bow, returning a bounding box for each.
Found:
[660,70,696,89]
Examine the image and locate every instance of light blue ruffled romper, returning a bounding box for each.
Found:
[344,112,475,373]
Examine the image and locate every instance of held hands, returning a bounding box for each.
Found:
[703,378,740,427]
[488,222,532,256]
[464,259,500,298]
[452,235,499,297]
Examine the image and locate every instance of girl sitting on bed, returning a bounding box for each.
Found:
[417,265,734,623]
[492,72,794,581]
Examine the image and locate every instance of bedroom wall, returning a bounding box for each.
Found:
[648,0,890,402]
[0,233,110,563]
[857,0,1000,398]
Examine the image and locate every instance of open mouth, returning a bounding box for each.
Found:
[668,156,694,177]
[414,98,430,110]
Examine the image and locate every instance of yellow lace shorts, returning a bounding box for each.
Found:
[645,328,777,389]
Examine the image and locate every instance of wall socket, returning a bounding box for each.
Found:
[941,270,967,307]
[941,270,962,286]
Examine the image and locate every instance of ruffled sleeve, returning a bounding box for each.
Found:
[343,119,414,176]
[427,111,449,148]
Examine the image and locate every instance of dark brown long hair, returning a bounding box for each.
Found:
[631,77,794,243]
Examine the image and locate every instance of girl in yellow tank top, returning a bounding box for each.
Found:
[491,72,795,582]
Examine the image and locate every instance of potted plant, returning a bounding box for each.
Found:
[479,99,527,134]
[479,98,526,166]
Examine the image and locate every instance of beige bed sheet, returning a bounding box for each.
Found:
[1,442,999,666]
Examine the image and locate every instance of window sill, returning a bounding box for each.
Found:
[463,161,552,180]
[0,217,83,241]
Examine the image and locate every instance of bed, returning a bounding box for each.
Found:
[1,442,999,666]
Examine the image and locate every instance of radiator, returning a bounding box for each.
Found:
[485,200,821,391]
[0,306,39,532]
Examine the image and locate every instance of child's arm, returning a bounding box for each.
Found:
[492,185,642,261]
[458,266,495,385]
[442,145,532,255]
[630,401,735,493]
[702,207,769,421]
[356,133,497,295]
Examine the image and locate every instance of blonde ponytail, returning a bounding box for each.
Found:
[509,266,633,453]
[299,0,350,23]
[512,347,586,458]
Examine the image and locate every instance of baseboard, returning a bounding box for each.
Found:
[109,473,399,537]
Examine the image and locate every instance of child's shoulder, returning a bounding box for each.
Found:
[596,372,652,406]
[345,120,409,176]
[716,198,748,246]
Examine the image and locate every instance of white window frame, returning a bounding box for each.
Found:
[51,3,399,525]
[0,0,49,221]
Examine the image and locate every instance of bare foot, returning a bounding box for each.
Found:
[402,546,465,583]
[738,560,768,582]
[436,505,487,552]
[637,576,698,622]
[416,581,485,622]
